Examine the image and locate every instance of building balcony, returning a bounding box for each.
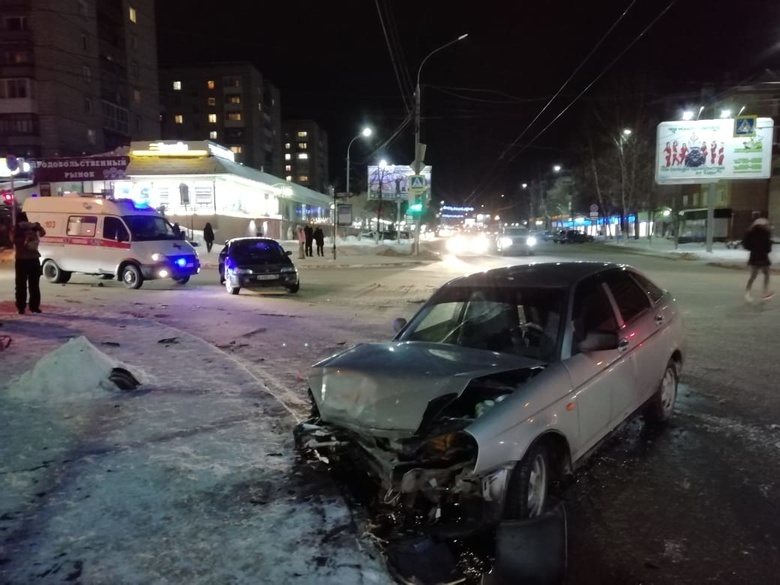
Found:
[0,97,37,114]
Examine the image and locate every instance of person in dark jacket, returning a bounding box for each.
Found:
[11,212,46,314]
[203,222,215,253]
[303,224,314,257]
[742,217,773,302]
[313,226,325,257]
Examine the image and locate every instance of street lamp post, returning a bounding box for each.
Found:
[412,32,468,255]
[337,127,372,260]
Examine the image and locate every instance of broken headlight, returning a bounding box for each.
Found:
[418,430,477,463]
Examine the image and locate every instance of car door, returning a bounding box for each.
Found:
[601,269,656,426]
[97,216,131,273]
[563,275,635,460]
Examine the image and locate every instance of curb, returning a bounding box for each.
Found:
[596,243,699,261]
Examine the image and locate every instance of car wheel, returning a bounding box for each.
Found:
[225,276,239,295]
[287,283,300,294]
[174,276,190,285]
[645,360,678,423]
[121,264,144,289]
[42,259,67,284]
[503,443,549,520]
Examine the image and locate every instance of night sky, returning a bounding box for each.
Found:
[156,0,780,205]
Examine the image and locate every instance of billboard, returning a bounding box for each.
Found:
[31,157,130,183]
[655,117,774,185]
[367,164,431,200]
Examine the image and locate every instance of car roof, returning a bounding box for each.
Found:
[227,237,280,244]
[446,261,628,289]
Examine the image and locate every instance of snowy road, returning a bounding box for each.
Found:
[2,241,780,584]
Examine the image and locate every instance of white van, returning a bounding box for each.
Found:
[23,195,201,289]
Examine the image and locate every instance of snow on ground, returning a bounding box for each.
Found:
[0,308,391,584]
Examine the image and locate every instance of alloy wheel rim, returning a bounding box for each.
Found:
[527,454,547,517]
[124,270,136,285]
[661,368,676,412]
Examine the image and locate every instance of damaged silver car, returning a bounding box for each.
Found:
[295,262,686,529]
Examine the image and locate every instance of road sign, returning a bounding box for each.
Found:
[734,115,757,137]
[590,204,598,213]
[590,212,598,219]
[409,175,426,193]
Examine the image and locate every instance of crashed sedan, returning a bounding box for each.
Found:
[295,262,686,530]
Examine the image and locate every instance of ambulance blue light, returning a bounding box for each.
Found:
[132,201,152,210]
[175,258,187,268]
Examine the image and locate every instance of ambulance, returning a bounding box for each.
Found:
[23,195,201,289]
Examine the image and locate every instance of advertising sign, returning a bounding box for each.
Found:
[32,157,130,183]
[655,118,774,185]
[367,164,431,200]
[337,203,352,227]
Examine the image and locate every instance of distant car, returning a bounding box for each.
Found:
[554,230,593,244]
[218,237,299,295]
[295,262,686,532]
[446,231,491,255]
[496,227,537,256]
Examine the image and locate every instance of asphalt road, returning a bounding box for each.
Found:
[2,241,778,584]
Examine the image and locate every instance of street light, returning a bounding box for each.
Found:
[412,32,468,254]
[682,110,695,121]
[345,127,372,195]
[521,183,528,189]
[335,126,373,259]
[622,128,633,136]
[553,165,562,173]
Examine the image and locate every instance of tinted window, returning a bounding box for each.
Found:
[231,240,287,260]
[604,270,652,324]
[571,276,618,355]
[629,271,665,304]
[103,216,129,242]
[124,215,177,241]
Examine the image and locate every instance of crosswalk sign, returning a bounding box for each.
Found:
[409,174,426,193]
[734,115,757,137]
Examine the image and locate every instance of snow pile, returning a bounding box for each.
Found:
[7,336,130,401]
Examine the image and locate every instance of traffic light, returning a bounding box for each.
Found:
[408,194,423,214]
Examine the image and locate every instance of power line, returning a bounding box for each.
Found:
[374,0,413,113]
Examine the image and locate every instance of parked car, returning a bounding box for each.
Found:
[554,229,593,244]
[295,262,686,532]
[496,226,537,256]
[218,237,299,294]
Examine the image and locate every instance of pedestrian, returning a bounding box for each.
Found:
[11,212,46,314]
[203,222,215,253]
[304,224,314,257]
[172,222,182,238]
[742,216,774,302]
[296,225,306,259]
[313,226,325,257]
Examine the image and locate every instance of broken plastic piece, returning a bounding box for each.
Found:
[109,367,141,391]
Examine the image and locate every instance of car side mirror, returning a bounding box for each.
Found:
[286,250,292,256]
[580,331,619,352]
[190,240,199,247]
[392,317,407,333]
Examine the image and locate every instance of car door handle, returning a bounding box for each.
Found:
[618,338,630,352]
[655,314,665,326]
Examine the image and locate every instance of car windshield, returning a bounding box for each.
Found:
[400,283,566,362]
[504,228,530,237]
[231,239,287,260]
[124,215,178,241]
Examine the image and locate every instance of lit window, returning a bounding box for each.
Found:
[227,112,242,121]
[299,175,309,182]
[207,80,215,89]
[209,131,218,140]
[297,153,309,160]
[230,146,243,154]
[173,81,182,90]
[128,6,137,23]
[285,165,292,172]
[284,153,291,161]
[87,128,96,144]
[285,175,292,181]
[83,65,91,82]
[284,142,291,149]
[208,113,217,123]
[133,89,141,103]
[207,97,216,106]
[298,142,308,149]
[228,95,241,105]
[297,131,308,138]
[175,114,183,124]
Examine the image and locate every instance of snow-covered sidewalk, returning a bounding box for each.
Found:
[597,237,769,269]
[0,308,390,584]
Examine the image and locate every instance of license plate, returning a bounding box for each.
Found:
[256,274,278,281]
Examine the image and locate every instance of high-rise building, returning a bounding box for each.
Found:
[0,0,160,158]
[159,62,283,175]
[282,120,329,194]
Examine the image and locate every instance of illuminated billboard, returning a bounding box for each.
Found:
[655,117,774,185]
[367,164,432,200]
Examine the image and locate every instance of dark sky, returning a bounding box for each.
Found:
[156,0,780,205]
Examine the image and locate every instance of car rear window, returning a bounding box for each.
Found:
[232,240,286,259]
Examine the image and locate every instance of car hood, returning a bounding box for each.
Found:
[309,341,544,434]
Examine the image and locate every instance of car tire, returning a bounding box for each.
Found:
[645,360,678,423]
[174,276,190,285]
[287,283,300,294]
[225,277,239,295]
[121,264,144,289]
[503,443,550,520]
[42,260,72,284]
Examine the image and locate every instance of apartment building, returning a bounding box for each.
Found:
[0,0,160,158]
[282,120,329,194]
[159,62,283,175]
